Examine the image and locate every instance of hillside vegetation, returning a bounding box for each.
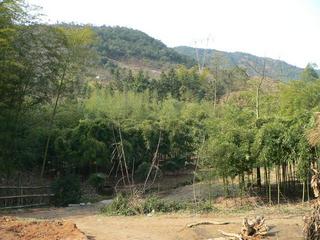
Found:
[2,0,320,209]
[175,46,313,81]
[94,26,195,68]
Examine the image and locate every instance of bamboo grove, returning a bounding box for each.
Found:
[1,0,320,203]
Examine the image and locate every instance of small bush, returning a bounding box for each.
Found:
[51,174,81,206]
[102,194,188,216]
[102,193,140,216]
[144,195,187,213]
[193,200,216,213]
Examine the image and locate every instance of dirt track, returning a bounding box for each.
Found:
[2,205,305,240]
[73,214,304,240]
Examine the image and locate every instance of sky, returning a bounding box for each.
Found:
[27,0,320,68]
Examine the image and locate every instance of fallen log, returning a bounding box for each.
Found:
[187,221,230,228]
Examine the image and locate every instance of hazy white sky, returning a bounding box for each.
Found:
[27,0,320,68]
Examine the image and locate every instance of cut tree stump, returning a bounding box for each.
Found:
[219,216,269,240]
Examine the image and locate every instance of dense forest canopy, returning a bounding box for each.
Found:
[93,26,195,67]
[2,0,320,204]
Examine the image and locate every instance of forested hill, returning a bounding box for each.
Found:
[174,46,306,81]
[93,26,195,67]
[93,27,314,81]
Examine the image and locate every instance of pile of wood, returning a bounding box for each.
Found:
[304,169,320,240]
[219,216,269,240]
[304,204,320,240]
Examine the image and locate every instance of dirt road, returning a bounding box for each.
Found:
[3,205,305,240]
[73,214,303,240]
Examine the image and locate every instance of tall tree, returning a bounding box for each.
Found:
[40,26,96,177]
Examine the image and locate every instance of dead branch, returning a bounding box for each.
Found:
[218,230,242,239]
[118,127,131,186]
[143,131,162,192]
[210,238,236,240]
[218,216,268,240]
[107,147,117,178]
[114,176,126,194]
[148,164,161,189]
[187,221,230,228]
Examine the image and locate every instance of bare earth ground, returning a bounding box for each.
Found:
[0,179,310,240]
[1,202,308,240]
[0,216,87,240]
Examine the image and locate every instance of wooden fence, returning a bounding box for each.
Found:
[0,186,54,209]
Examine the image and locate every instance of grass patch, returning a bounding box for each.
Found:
[101,193,312,216]
[101,193,217,216]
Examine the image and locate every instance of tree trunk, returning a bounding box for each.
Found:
[277,166,280,205]
[302,180,305,203]
[257,167,261,187]
[40,80,63,177]
[307,174,310,202]
[264,165,268,196]
[268,168,272,204]
[40,63,68,178]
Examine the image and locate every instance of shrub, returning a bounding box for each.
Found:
[102,193,139,216]
[102,194,188,216]
[143,195,187,213]
[193,200,216,213]
[51,174,81,206]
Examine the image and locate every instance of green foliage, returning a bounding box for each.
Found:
[279,80,320,117]
[106,65,242,102]
[2,0,320,205]
[88,173,106,192]
[93,26,194,66]
[253,120,287,167]
[102,193,136,216]
[193,200,216,213]
[300,63,319,82]
[51,175,81,206]
[200,105,255,181]
[101,193,218,216]
[101,194,188,216]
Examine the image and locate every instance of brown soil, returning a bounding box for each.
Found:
[2,204,306,240]
[71,213,304,240]
[0,217,87,240]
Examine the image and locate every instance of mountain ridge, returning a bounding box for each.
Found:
[91,26,313,81]
[174,46,307,80]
